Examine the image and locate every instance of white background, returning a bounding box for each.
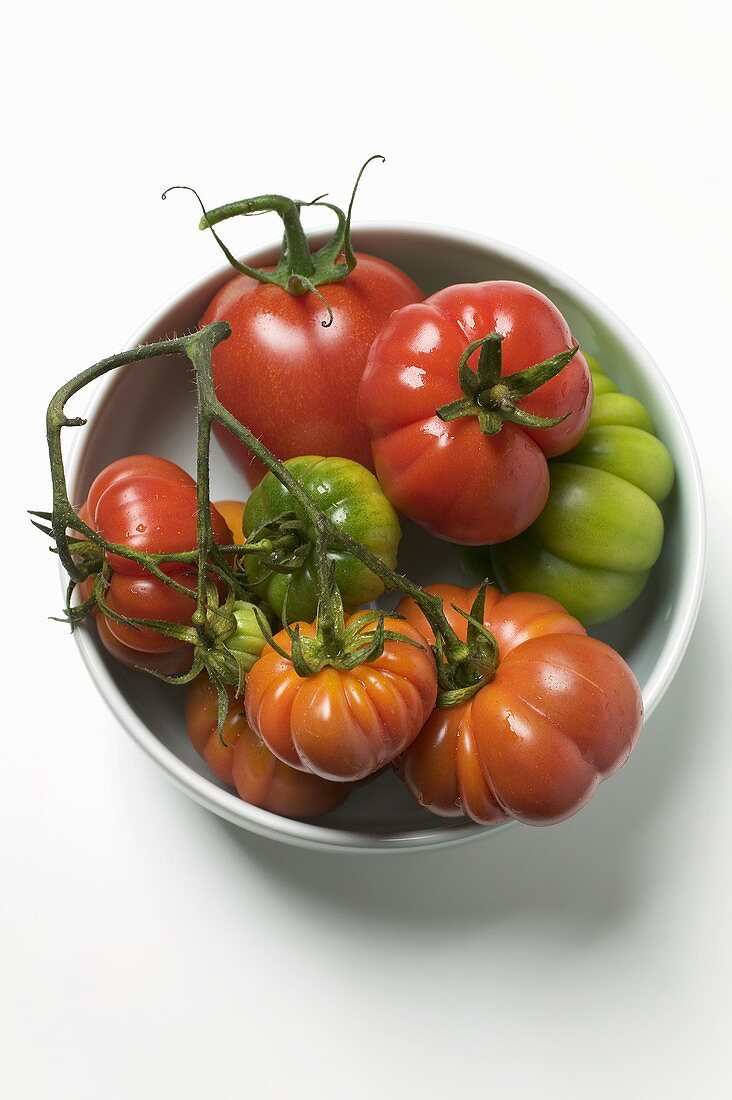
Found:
[3,2,731,1096]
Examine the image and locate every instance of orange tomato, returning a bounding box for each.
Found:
[185,675,352,818]
[245,613,438,781]
[213,500,247,546]
[396,584,643,826]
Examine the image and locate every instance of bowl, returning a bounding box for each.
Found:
[68,224,706,852]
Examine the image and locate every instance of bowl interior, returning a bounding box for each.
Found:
[70,225,704,849]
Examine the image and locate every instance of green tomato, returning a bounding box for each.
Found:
[480,354,675,624]
[243,455,401,622]
[227,601,269,675]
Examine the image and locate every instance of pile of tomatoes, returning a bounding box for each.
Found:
[54,169,675,830]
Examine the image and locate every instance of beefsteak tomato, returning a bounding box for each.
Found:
[185,675,353,818]
[80,455,232,669]
[245,612,438,781]
[358,281,592,544]
[396,584,643,825]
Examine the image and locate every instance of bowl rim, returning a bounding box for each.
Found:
[65,220,707,852]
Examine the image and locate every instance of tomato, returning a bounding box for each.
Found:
[396,584,643,825]
[201,255,423,486]
[88,455,231,576]
[243,455,401,622]
[94,613,194,676]
[357,281,592,544]
[80,455,232,669]
[213,500,247,546]
[103,570,200,653]
[245,613,438,781]
[185,676,353,818]
[483,354,675,622]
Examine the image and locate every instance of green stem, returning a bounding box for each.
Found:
[436,333,580,435]
[205,393,467,660]
[165,157,385,299]
[41,322,496,701]
[202,194,316,282]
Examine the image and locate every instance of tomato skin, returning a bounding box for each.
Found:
[200,254,423,486]
[244,456,401,622]
[86,455,193,518]
[213,500,247,546]
[245,613,438,781]
[104,571,199,653]
[94,614,194,676]
[185,676,353,818]
[358,281,592,544]
[93,474,231,577]
[79,456,232,669]
[396,584,642,826]
[486,355,676,623]
[370,418,549,546]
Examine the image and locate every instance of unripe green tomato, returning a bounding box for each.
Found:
[244,456,401,622]
[226,600,269,675]
[483,354,675,624]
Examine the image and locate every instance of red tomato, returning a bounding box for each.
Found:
[85,455,193,517]
[396,584,642,825]
[200,255,423,486]
[94,614,194,676]
[87,455,231,576]
[358,281,593,544]
[185,676,353,818]
[245,613,438,781]
[79,456,232,670]
[104,571,200,653]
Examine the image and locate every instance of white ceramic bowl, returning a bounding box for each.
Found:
[68,224,706,851]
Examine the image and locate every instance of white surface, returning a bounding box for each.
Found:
[3,1,731,1096]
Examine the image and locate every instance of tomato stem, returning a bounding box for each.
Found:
[163,156,385,327]
[436,333,580,434]
[38,321,499,710]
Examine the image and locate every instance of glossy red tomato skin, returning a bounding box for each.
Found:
[92,475,231,576]
[396,585,642,826]
[94,613,194,675]
[245,613,438,782]
[358,281,592,544]
[104,571,199,653]
[372,417,549,545]
[79,456,232,667]
[85,455,193,518]
[185,676,354,818]
[200,254,423,486]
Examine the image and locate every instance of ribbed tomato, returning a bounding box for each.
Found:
[185,676,353,818]
[358,281,592,544]
[80,455,232,670]
[244,613,438,781]
[396,584,643,825]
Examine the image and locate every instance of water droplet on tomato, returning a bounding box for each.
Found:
[136,523,147,533]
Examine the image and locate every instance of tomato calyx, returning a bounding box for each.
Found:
[90,570,263,687]
[433,582,499,706]
[164,156,385,328]
[436,332,580,435]
[264,564,422,678]
[236,511,311,579]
